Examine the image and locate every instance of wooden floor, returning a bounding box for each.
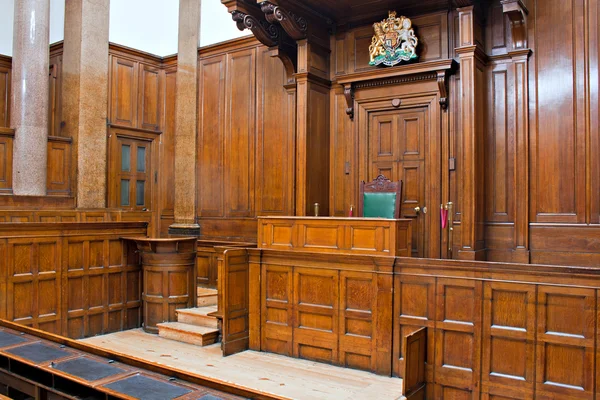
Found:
[81,329,405,400]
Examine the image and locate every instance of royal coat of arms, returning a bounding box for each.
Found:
[369,11,418,67]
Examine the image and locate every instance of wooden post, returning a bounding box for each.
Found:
[456,6,486,260]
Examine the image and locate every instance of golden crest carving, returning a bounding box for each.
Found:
[369,11,418,67]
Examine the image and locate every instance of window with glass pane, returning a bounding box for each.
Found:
[121,179,130,206]
[137,147,146,172]
[136,181,145,206]
[121,145,131,171]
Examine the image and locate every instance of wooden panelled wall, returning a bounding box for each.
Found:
[0,38,294,242]
[0,43,175,237]
[230,248,600,399]
[0,222,146,339]
[0,0,599,266]
[196,41,295,241]
[478,0,600,265]
[330,0,600,266]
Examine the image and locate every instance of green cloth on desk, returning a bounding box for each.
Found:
[363,192,396,219]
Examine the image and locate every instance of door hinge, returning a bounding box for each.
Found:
[449,157,456,171]
[155,171,158,183]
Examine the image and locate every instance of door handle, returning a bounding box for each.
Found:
[414,206,427,215]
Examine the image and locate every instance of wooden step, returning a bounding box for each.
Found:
[176,306,218,328]
[157,322,219,347]
[197,287,218,306]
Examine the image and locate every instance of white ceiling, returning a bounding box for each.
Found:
[0,0,252,57]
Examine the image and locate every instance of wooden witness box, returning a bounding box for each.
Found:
[257,216,412,257]
[122,237,197,333]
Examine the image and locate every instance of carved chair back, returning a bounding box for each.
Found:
[359,175,403,219]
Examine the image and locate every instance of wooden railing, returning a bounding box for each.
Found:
[220,248,600,399]
[0,222,147,339]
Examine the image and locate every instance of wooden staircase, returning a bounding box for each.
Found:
[156,288,220,347]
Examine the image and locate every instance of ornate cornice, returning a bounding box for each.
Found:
[336,59,458,119]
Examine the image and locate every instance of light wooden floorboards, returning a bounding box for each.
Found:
[80,329,404,400]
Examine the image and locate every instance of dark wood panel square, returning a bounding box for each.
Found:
[52,357,125,382]
[6,342,71,363]
[103,374,192,400]
[0,331,27,348]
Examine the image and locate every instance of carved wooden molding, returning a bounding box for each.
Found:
[452,0,474,7]
[501,0,528,50]
[343,84,354,119]
[337,59,457,118]
[232,10,280,47]
[437,70,449,110]
[231,9,298,76]
[260,1,308,40]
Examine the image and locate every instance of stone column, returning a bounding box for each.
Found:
[11,0,50,196]
[170,0,201,236]
[62,0,110,208]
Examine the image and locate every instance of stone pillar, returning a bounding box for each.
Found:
[62,0,110,208]
[11,0,50,196]
[170,0,201,236]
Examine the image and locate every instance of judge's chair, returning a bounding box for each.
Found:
[358,175,403,219]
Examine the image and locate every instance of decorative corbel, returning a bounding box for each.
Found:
[501,0,528,50]
[260,1,308,40]
[231,9,298,76]
[437,70,449,110]
[232,10,280,47]
[267,43,298,83]
[343,84,354,120]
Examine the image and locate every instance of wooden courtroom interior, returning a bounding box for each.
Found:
[1,0,600,398]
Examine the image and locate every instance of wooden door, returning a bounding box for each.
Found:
[117,137,152,209]
[368,107,428,257]
[108,127,157,211]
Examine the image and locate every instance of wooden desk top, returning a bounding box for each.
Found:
[258,216,411,222]
[258,216,412,257]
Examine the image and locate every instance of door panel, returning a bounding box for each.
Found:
[368,107,428,257]
[399,161,425,257]
[370,112,399,162]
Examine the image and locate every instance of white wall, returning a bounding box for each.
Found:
[0,0,251,57]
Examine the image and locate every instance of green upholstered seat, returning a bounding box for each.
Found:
[363,192,397,219]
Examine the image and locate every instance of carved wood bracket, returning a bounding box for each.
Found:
[501,0,529,50]
[230,9,298,77]
[260,1,308,41]
[437,70,449,110]
[343,84,354,119]
[336,59,458,119]
[232,10,280,47]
